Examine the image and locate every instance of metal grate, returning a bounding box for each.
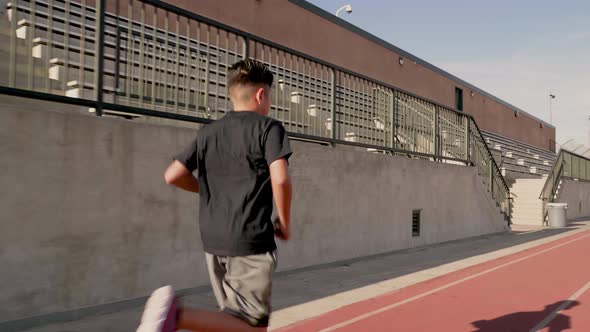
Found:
[412,210,421,237]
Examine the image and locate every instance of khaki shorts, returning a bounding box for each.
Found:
[206,252,277,327]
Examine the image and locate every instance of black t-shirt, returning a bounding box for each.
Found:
[174,111,292,256]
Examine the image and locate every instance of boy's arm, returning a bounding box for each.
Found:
[164,160,200,193]
[270,158,292,241]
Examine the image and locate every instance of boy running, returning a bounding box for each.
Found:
[137,59,293,332]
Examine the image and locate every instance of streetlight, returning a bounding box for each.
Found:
[549,93,556,125]
[336,4,352,17]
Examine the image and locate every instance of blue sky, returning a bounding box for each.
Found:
[308,0,590,146]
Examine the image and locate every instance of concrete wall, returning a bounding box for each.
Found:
[557,179,590,220]
[163,0,555,151]
[0,105,507,322]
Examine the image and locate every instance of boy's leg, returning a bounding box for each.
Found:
[204,252,276,327]
[136,287,266,332]
[137,252,276,332]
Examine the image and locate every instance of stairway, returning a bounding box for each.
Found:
[510,178,546,225]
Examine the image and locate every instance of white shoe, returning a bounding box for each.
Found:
[137,285,178,332]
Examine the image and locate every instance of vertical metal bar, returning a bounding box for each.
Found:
[204,25,210,116]
[94,0,106,115]
[163,11,169,111]
[279,51,291,122]
[9,0,18,87]
[80,0,88,93]
[354,77,359,143]
[151,6,157,108]
[380,89,385,147]
[185,18,191,111]
[114,0,121,103]
[346,76,351,141]
[274,48,279,120]
[347,74,352,141]
[331,69,336,143]
[138,1,145,106]
[372,85,376,146]
[174,15,180,112]
[294,56,300,132]
[463,116,471,164]
[489,155,494,195]
[433,106,439,157]
[243,35,249,60]
[302,58,308,134]
[393,91,398,149]
[195,22,201,114]
[156,37,163,109]
[374,87,379,146]
[46,0,54,93]
[234,33,239,65]
[224,31,230,113]
[287,53,292,130]
[63,0,71,92]
[125,0,133,101]
[313,63,318,137]
[27,0,35,89]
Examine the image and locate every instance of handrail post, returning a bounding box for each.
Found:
[330,68,337,145]
[93,0,106,116]
[391,91,396,150]
[464,116,470,164]
[244,35,250,59]
[489,161,494,196]
[433,106,439,158]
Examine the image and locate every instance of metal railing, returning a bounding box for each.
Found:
[539,149,590,223]
[541,149,590,203]
[1,0,511,221]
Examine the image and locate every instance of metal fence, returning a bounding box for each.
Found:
[1,0,511,221]
[541,149,590,202]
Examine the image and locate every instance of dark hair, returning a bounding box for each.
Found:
[228,59,274,90]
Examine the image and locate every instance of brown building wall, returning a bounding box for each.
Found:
[164,0,555,151]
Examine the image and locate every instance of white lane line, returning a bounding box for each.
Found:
[319,233,590,332]
[529,280,590,332]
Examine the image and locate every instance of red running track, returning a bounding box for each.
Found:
[278,230,590,332]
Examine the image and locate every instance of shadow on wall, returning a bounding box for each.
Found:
[471,300,580,332]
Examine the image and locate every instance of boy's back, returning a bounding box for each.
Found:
[175,111,291,256]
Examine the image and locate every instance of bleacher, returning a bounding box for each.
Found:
[482,130,556,179]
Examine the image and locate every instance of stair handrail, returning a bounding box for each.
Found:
[540,148,590,202]
[539,150,565,202]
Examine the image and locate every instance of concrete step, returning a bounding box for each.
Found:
[511,218,544,226]
[511,200,543,205]
[510,188,544,193]
[512,183,546,187]
[512,206,543,213]
[512,179,546,183]
[511,185,545,190]
[512,197,543,201]
[512,200,543,205]
[512,214,543,220]
[512,214,543,221]
[512,209,543,215]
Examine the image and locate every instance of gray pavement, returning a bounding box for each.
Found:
[9,220,589,332]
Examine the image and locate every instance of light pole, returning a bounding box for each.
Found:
[549,93,556,125]
[335,4,352,17]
